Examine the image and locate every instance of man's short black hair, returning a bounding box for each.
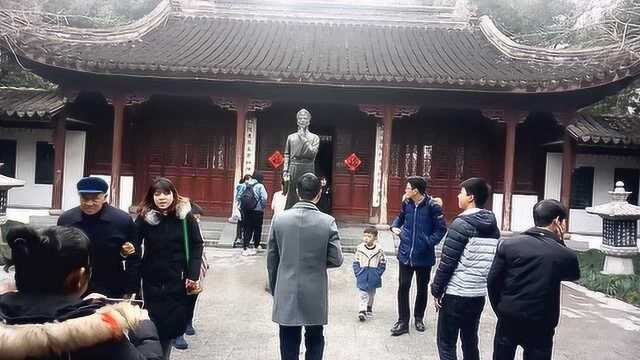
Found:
[533,199,568,227]
[460,177,491,208]
[407,176,427,195]
[364,226,378,237]
[297,173,321,201]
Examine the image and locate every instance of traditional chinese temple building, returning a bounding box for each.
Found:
[1,0,639,233]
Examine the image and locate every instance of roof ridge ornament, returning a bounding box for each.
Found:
[0,0,172,44]
[479,15,639,65]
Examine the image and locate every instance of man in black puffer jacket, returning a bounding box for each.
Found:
[487,199,580,360]
[431,178,500,360]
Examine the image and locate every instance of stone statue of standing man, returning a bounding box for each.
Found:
[283,109,320,209]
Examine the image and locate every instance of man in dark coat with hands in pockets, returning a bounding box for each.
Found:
[267,173,344,360]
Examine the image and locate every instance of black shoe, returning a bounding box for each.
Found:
[174,335,188,350]
[358,311,367,322]
[390,321,409,336]
[185,322,195,336]
[415,318,426,332]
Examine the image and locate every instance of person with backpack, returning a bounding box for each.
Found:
[236,171,268,256]
[389,176,447,336]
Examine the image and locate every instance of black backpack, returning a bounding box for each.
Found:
[240,183,258,210]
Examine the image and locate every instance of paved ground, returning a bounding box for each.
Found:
[170,248,640,360]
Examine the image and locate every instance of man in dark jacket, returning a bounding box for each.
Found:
[487,199,580,360]
[390,176,446,336]
[57,177,140,298]
[431,178,500,360]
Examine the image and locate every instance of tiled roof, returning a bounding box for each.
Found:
[568,114,640,146]
[0,87,64,120]
[1,0,639,92]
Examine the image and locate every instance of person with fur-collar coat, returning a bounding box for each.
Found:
[0,225,163,360]
[135,178,203,360]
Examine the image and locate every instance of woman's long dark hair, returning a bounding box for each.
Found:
[4,225,90,294]
[137,177,186,216]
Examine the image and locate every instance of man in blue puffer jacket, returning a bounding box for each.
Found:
[390,176,447,336]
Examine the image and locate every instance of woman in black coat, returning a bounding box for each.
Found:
[135,178,204,360]
[0,225,163,360]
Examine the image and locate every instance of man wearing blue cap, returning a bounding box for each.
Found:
[57,176,140,299]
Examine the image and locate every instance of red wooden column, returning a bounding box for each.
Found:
[110,97,126,207]
[484,109,526,232]
[234,99,248,187]
[379,105,394,225]
[51,112,66,211]
[501,113,518,231]
[558,113,577,216]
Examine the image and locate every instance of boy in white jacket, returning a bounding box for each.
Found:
[353,227,386,321]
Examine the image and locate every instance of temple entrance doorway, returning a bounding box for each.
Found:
[313,127,334,214]
[256,103,375,221]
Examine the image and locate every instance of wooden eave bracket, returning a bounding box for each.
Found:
[481,109,528,123]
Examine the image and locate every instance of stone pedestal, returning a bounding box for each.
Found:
[586,181,640,276]
[602,255,635,275]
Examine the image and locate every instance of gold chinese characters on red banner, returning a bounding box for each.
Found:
[344,153,362,172]
[268,150,284,169]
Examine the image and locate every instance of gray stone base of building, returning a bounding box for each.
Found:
[602,255,636,275]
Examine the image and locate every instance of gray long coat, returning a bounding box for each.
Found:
[267,201,344,326]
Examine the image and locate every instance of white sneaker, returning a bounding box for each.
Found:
[250,248,258,255]
[241,249,249,256]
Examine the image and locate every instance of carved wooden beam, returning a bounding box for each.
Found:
[210,96,237,111]
[104,93,150,106]
[359,104,420,119]
[481,109,528,123]
[358,104,385,118]
[211,97,272,113]
[248,99,272,112]
[393,105,420,119]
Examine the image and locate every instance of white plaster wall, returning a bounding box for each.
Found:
[544,152,640,234]
[1,128,87,210]
[5,208,51,224]
[493,193,537,232]
[62,131,87,210]
[1,127,53,208]
[90,175,134,212]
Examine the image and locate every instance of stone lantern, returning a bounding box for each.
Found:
[0,163,26,246]
[586,181,640,275]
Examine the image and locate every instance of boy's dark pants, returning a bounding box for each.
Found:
[437,294,485,360]
[279,325,324,360]
[493,317,555,360]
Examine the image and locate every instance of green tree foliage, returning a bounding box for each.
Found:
[473,0,575,39]
[41,0,161,27]
[0,0,159,88]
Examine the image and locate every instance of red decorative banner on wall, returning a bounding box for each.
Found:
[344,153,362,172]
[268,150,284,169]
